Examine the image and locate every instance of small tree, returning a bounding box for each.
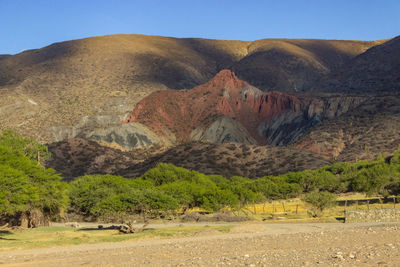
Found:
[302,191,337,217]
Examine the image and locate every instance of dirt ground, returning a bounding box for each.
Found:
[1,222,399,266]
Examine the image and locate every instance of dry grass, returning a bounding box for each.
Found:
[0,225,232,251]
[246,199,306,214]
[245,194,400,222]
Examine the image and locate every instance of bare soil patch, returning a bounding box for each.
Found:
[1,222,399,266]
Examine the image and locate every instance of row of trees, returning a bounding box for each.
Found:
[1,130,400,225]
[69,150,400,219]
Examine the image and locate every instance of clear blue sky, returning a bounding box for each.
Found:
[1,0,399,54]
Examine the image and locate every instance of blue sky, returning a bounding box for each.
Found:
[1,0,399,54]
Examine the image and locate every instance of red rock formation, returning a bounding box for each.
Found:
[123,70,311,143]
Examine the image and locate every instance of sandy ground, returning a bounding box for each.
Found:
[0,222,399,266]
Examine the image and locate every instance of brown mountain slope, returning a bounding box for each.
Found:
[0,34,379,145]
[232,38,381,92]
[117,142,331,179]
[0,55,10,60]
[46,138,330,180]
[319,36,400,94]
[46,138,137,180]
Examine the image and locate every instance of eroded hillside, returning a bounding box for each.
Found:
[124,70,367,146]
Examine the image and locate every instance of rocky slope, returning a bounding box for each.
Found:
[124,69,366,146]
[0,34,381,145]
[295,95,400,161]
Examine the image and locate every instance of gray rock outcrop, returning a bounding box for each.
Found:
[190,116,257,145]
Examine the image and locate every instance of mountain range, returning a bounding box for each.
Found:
[1,34,399,179]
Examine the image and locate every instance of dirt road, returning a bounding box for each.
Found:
[1,222,399,266]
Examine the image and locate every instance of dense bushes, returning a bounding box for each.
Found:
[69,174,178,219]
[325,154,400,196]
[68,164,272,216]
[134,148,400,214]
[143,164,239,211]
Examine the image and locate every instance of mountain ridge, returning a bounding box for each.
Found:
[0,33,398,153]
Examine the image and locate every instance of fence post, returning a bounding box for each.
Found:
[367,200,370,210]
[394,196,396,209]
[296,204,299,214]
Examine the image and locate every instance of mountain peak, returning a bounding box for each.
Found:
[213,69,238,80]
[204,69,249,91]
[123,69,307,144]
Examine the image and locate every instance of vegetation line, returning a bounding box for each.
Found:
[1,130,399,226]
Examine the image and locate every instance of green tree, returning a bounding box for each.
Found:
[0,130,51,165]
[0,143,68,226]
[250,177,279,199]
[0,165,32,215]
[302,191,337,217]
[69,174,136,216]
[228,176,258,209]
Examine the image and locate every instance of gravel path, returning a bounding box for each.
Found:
[1,222,399,266]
